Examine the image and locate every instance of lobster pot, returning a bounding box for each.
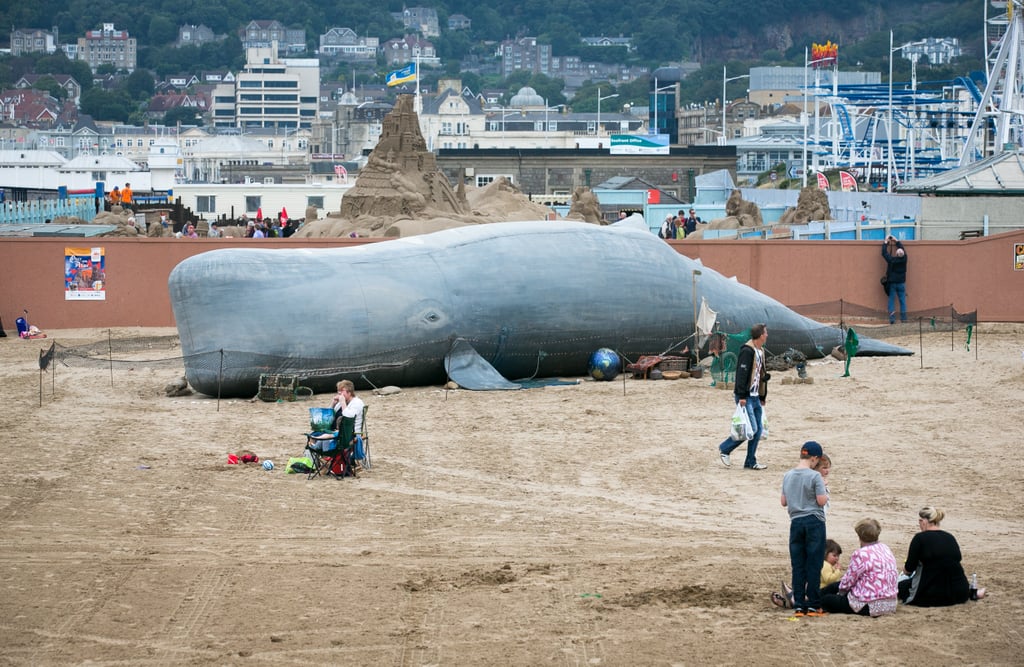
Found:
[258,374,297,402]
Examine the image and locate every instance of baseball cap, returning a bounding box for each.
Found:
[801,441,823,457]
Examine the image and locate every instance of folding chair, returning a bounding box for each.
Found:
[303,407,357,480]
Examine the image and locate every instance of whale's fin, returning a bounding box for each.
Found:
[445,338,521,390]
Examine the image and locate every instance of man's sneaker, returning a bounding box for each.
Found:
[805,608,828,617]
[719,452,731,468]
[746,463,768,470]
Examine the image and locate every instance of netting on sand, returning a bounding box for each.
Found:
[31,299,980,403]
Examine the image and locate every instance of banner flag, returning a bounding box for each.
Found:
[840,171,858,192]
[816,172,830,191]
[386,62,417,87]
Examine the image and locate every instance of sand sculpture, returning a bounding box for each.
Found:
[295,95,556,239]
[778,184,832,225]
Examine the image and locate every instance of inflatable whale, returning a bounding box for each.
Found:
[168,218,910,396]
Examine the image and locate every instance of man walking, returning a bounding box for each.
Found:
[717,323,769,470]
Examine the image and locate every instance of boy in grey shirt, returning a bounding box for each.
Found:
[781,441,829,615]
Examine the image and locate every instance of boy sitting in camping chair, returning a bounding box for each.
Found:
[305,380,364,479]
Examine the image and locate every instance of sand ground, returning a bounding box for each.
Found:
[1,326,1022,666]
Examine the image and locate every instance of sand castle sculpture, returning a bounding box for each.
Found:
[339,95,470,220]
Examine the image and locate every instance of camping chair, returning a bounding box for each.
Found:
[303,407,357,479]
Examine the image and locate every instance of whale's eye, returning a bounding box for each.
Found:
[425,311,440,323]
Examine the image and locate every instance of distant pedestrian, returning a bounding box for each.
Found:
[882,235,908,323]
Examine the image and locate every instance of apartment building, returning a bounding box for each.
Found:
[210,47,320,130]
[76,23,136,73]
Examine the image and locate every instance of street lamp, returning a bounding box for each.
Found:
[544,101,565,143]
[722,67,750,143]
[651,78,675,136]
[596,87,619,137]
[802,50,837,187]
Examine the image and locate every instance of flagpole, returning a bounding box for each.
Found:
[414,51,422,115]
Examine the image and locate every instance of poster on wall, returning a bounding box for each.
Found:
[65,247,106,301]
[1015,243,1024,271]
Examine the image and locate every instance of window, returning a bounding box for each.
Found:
[196,195,216,213]
[307,196,324,208]
[245,195,261,213]
[476,174,513,187]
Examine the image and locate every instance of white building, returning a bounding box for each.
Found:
[211,46,320,130]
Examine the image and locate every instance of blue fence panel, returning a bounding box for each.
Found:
[0,199,96,225]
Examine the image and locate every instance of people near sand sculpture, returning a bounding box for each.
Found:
[820,518,899,616]
[684,209,701,236]
[882,235,908,324]
[717,323,769,470]
[208,222,221,238]
[780,441,829,616]
[658,215,677,240]
[245,219,255,238]
[253,223,266,239]
[898,506,985,606]
[281,219,296,238]
[185,224,198,239]
[120,183,134,211]
[108,186,122,209]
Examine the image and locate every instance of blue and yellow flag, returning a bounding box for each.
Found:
[386,63,417,87]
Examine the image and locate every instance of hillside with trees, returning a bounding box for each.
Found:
[0,0,988,124]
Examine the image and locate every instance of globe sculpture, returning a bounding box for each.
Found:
[587,347,621,381]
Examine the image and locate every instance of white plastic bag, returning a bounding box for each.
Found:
[760,404,769,440]
[730,403,753,441]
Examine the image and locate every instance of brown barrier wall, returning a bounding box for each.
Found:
[1,231,1022,331]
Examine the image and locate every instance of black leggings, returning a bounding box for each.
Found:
[820,582,871,615]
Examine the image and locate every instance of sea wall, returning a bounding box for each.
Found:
[1,230,1022,330]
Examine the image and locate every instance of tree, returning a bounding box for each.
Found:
[164,106,201,126]
[35,53,94,92]
[80,88,136,123]
[122,69,155,100]
[32,75,67,101]
[147,15,178,46]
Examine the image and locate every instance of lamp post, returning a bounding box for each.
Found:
[544,101,565,144]
[886,31,917,192]
[651,79,675,136]
[802,51,837,187]
[597,87,619,137]
[722,67,750,142]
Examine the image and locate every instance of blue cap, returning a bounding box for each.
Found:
[801,441,823,457]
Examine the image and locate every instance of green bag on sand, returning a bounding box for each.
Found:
[286,456,315,474]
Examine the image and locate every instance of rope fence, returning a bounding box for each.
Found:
[31,303,980,405]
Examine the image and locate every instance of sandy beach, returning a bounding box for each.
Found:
[1,325,1022,665]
